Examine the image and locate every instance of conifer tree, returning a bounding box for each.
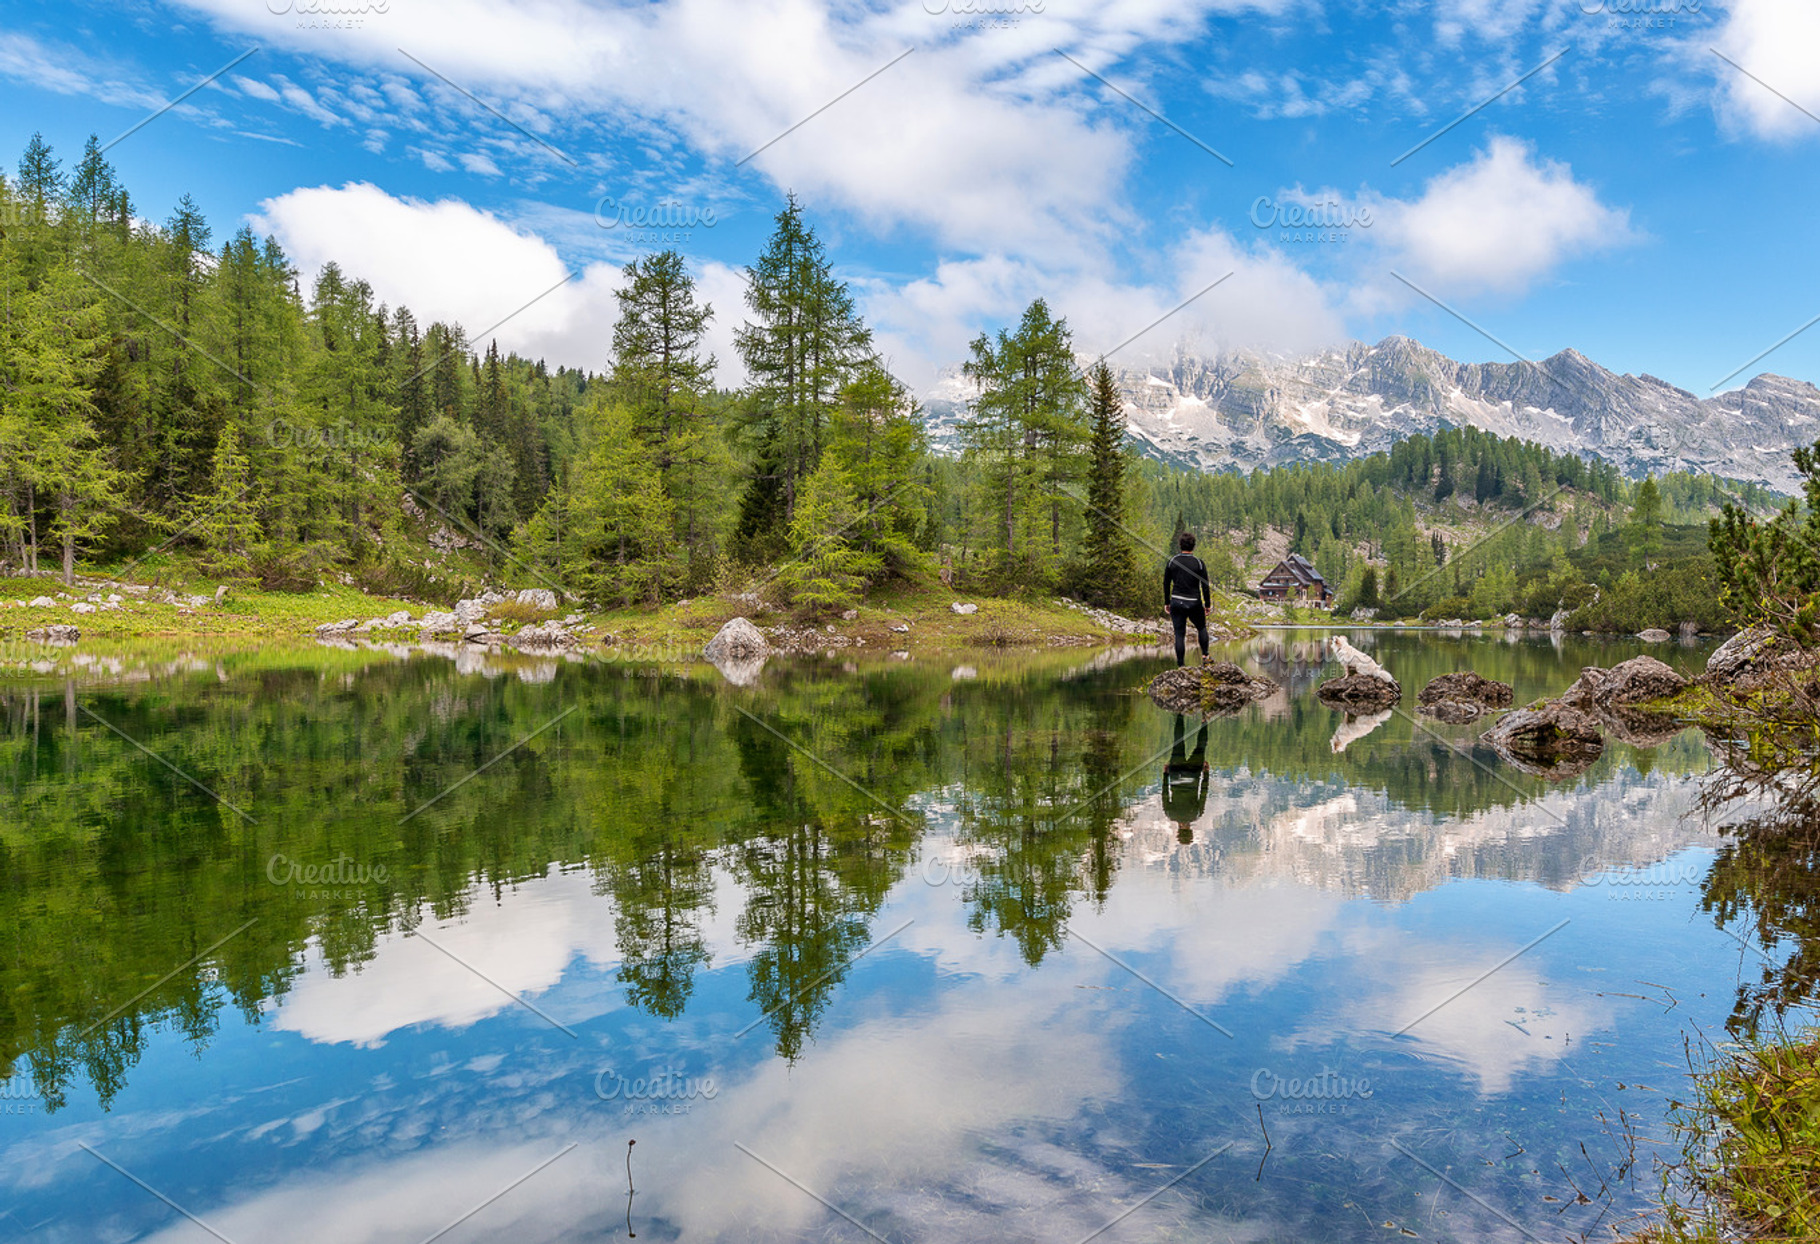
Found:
[1074,361,1140,607]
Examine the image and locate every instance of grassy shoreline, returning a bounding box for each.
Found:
[0,570,1256,654]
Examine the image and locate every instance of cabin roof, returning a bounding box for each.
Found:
[1261,554,1325,587]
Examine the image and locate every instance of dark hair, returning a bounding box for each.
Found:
[1178,531,1196,551]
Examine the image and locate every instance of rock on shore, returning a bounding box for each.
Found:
[704,616,770,661]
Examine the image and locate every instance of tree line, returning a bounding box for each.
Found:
[3,132,1779,621]
[0,135,1149,612]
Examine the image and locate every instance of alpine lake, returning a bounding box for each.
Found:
[0,627,1803,1243]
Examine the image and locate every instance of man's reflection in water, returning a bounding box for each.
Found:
[1162,713,1210,843]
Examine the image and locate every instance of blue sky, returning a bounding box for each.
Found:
[2,0,1816,394]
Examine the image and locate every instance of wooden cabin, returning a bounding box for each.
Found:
[1257,554,1332,605]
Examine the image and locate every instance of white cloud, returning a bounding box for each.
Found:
[0,31,169,112]
[250,181,748,380]
[175,0,1291,268]
[1356,136,1635,305]
[232,74,281,103]
[1704,0,1820,142]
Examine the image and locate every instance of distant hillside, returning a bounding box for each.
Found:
[921,336,1818,492]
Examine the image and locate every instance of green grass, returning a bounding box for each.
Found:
[2,559,1250,653]
[1637,1034,1820,1242]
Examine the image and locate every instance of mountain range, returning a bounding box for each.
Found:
[919,336,1820,493]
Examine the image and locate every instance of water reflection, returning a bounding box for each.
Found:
[0,631,1778,1243]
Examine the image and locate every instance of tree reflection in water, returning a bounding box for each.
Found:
[0,635,1717,1106]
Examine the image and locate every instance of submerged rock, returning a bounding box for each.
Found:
[1423,698,1488,724]
[1315,672,1402,711]
[1416,672,1514,718]
[1146,663,1279,715]
[1592,655,1688,709]
[1485,702,1605,779]
[1636,628,1671,642]
[704,616,770,661]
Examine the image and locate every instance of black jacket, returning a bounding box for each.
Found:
[1164,552,1211,609]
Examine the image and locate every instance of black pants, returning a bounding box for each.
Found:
[1169,601,1208,667]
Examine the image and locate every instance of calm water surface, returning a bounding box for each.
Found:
[0,630,1786,1242]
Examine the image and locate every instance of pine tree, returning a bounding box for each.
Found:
[732,196,872,559]
[611,249,720,581]
[774,461,880,615]
[182,421,264,574]
[821,361,928,580]
[958,298,1086,588]
[1074,360,1140,607]
[571,401,675,605]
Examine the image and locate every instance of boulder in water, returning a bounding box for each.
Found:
[1485,701,1604,779]
[1417,672,1513,716]
[1558,667,1608,713]
[1147,663,1278,715]
[705,616,770,661]
[1705,625,1813,687]
[1635,628,1671,642]
[1316,672,1402,711]
[1592,655,1687,709]
[25,624,78,644]
[1424,698,1488,724]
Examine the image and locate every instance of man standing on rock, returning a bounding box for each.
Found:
[1163,532,1213,668]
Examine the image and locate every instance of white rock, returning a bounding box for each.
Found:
[69,602,96,614]
[29,596,54,607]
[515,587,559,611]
[950,602,978,615]
[704,617,770,661]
